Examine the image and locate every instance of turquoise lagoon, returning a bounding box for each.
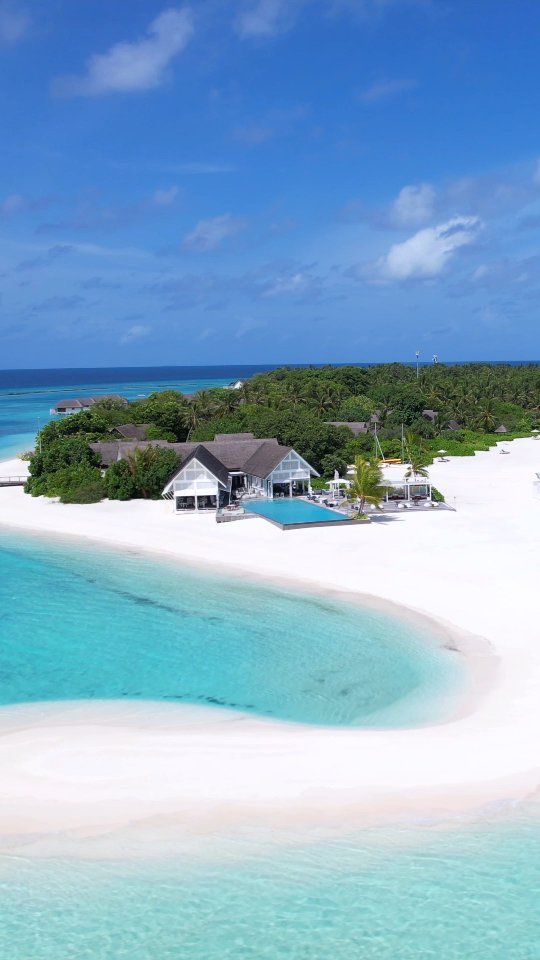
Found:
[2,533,538,958]
[0,531,462,726]
[1,813,539,959]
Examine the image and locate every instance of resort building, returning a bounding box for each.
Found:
[90,433,319,513]
[378,463,433,505]
[326,421,374,436]
[52,395,127,415]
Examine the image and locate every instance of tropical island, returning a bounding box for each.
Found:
[24,362,539,505]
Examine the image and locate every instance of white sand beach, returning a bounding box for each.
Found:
[0,439,539,856]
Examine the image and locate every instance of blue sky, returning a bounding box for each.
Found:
[1,0,540,367]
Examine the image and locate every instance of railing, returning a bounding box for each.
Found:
[0,476,26,486]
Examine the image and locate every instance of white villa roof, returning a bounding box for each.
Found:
[379,463,410,482]
[379,462,431,483]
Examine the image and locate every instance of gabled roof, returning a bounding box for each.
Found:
[243,443,294,479]
[54,394,126,412]
[214,432,255,441]
[90,442,122,466]
[197,438,278,472]
[55,398,87,409]
[494,424,509,433]
[90,440,193,466]
[163,445,231,494]
[113,423,152,440]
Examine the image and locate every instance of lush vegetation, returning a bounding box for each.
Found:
[24,364,539,502]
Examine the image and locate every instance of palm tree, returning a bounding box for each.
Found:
[348,456,388,516]
[473,401,497,432]
[124,447,159,499]
[211,391,241,417]
[405,456,430,480]
[179,403,203,440]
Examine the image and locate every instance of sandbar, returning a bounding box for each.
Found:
[0,440,539,856]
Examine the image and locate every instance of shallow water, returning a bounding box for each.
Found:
[0,368,238,460]
[0,531,463,726]
[1,813,539,959]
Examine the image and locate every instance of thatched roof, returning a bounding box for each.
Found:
[90,434,317,479]
[112,424,152,441]
[54,394,127,412]
[164,445,231,491]
[326,421,371,435]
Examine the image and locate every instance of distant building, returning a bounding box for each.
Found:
[326,421,372,435]
[494,424,509,434]
[378,463,432,505]
[111,424,152,441]
[51,395,127,415]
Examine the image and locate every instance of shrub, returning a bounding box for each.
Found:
[431,486,445,503]
[27,465,106,503]
[107,447,181,500]
[106,461,139,500]
[145,426,178,442]
[335,395,376,422]
[320,454,348,478]
[60,480,106,504]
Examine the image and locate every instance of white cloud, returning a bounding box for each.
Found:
[358,78,417,104]
[0,2,30,44]
[234,317,267,338]
[262,272,309,297]
[234,0,413,39]
[235,0,303,37]
[153,186,179,206]
[196,326,216,342]
[53,8,194,97]
[370,216,482,281]
[390,183,436,227]
[182,214,246,252]
[120,324,152,344]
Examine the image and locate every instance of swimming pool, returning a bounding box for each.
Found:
[243,498,354,528]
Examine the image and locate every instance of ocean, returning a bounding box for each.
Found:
[0,365,271,461]
[2,811,540,959]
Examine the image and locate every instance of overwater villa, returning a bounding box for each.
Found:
[52,395,127,415]
[91,433,319,513]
